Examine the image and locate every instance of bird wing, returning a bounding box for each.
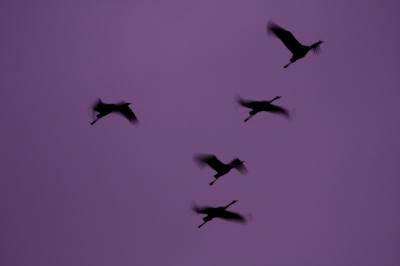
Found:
[229,158,242,166]
[192,205,215,215]
[237,96,262,110]
[268,104,290,119]
[267,21,303,55]
[229,158,248,175]
[194,154,225,172]
[118,105,139,125]
[219,210,246,222]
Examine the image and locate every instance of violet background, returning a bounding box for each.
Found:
[1,1,400,266]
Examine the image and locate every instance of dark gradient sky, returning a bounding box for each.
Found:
[1,1,400,266]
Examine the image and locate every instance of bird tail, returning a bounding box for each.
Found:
[191,202,202,214]
[236,94,246,106]
[266,20,280,36]
[91,98,103,109]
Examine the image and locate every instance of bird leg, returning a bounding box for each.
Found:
[244,114,254,122]
[91,117,100,125]
[284,61,292,68]
[198,221,209,228]
[209,179,217,186]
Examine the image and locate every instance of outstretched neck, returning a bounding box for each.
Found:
[224,200,238,209]
[269,96,281,103]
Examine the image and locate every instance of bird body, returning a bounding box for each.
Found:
[267,21,323,68]
[194,154,247,186]
[192,200,245,228]
[237,95,289,122]
[91,99,139,125]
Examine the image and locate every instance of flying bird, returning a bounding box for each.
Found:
[267,20,323,68]
[194,154,247,186]
[237,95,289,122]
[192,200,245,228]
[90,99,139,125]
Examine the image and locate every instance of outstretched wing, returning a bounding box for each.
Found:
[219,210,246,222]
[229,158,248,175]
[119,105,139,125]
[267,21,303,55]
[194,154,225,172]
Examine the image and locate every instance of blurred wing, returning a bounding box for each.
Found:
[219,210,246,222]
[119,106,139,125]
[192,205,215,215]
[230,158,248,175]
[269,105,290,119]
[236,96,260,109]
[229,158,242,165]
[312,42,322,55]
[267,21,302,55]
[194,154,225,172]
[236,164,248,175]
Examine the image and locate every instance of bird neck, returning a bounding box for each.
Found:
[269,97,279,103]
[224,201,236,209]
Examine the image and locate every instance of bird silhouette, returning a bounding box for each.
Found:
[194,154,247,186]
[192,200,245,228]
[237,95,289,122]
[90,99,139,125]
[267,20,323,68]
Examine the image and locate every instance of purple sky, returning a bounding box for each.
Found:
[1,1,400,265]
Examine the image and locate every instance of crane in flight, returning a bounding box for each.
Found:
[90,99,139,125]
[267,20,323,68]
[194,154,247,186]
[192,200,245,228]
[237,95,289,122]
